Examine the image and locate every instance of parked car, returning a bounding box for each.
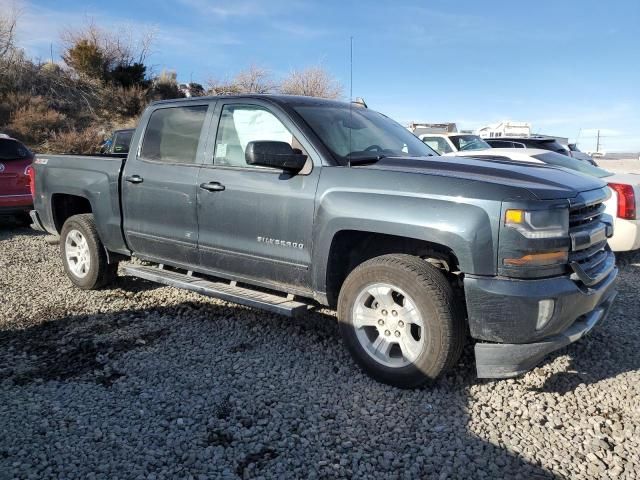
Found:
[100,128,135,154]
[566,144,596,164]
[454,148,640,251]
[0,136,35,221]
[30,95,617,387]
[418,133,492,155]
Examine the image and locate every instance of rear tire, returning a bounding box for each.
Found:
[337,254,464,388]
[60,214,117,290]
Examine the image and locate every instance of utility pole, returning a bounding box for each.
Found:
[596,129,601,153]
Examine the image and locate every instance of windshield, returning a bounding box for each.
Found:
[293,104,438,162]
[0,139,31,160]
[532,152,612,178]
[450,135,491,151]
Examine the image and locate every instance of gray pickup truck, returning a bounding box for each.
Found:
[30,95,618,387]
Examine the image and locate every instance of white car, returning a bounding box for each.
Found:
[454,148,640,252]
[418,133,493,155]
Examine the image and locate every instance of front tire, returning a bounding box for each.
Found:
[60,214,117,290]
[337,254,464,388]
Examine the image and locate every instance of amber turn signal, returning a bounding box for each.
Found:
[503,250,569,267]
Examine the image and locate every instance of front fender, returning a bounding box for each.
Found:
[311,188,501,293]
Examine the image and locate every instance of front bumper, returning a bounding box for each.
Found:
[475,293,616,378]
[465,262,618,378]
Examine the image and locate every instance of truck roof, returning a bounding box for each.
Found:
[150,94,351,109]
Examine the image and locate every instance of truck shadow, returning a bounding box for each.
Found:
[0,218,39,241]
[0,302,552,479]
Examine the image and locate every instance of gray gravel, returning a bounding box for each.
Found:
[1,221,639,479]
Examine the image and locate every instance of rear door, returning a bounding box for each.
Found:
[122,102,212,266]
[196,100,321,289]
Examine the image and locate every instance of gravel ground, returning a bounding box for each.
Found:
[1,221,639,479]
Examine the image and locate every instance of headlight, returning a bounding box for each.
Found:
[505,208,569,239]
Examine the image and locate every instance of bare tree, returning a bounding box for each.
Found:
[0,1,21,60]
[279,65,342,99]
[233,65,276,94]
[207,65,276,95]
[60,19,155,83]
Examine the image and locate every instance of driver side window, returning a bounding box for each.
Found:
[214,105,304,168]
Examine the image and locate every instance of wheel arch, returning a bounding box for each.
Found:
[320,229,461,308]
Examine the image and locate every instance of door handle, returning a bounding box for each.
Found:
[200,182,225,192]
[125,175,144,184]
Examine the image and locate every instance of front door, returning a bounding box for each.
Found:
[197,101,320,289]
[122,103,210,266]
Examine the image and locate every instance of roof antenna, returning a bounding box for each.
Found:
[348,36,353,167]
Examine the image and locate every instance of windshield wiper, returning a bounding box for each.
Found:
[348,154,386,165]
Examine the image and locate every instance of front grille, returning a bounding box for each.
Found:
[569,202,605,229]
[568,199,612,285]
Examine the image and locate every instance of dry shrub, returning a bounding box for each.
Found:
[148,70,183,101]
[108,84,148,119]
[0,91,31,125]
[42,127,105,154]
[6,96,68,146]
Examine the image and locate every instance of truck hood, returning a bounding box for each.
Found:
[355,156,606,200]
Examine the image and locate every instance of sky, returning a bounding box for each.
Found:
[6,0,640,151]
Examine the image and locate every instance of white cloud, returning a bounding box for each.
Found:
[177,0,307,19]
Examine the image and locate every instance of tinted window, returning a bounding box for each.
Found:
[140,106,208,163]
[533,139,563,151]
[113,130,134,153]
[449,135,491,151]
[0,139,31,160]
[487,140,514,148]
[214,105,299,168]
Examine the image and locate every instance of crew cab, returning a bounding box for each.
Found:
[30,95,618,387]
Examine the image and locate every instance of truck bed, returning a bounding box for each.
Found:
[32,153,128,254]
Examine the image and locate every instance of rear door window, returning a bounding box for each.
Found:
[140,105,208,163]
[113,130,134,153]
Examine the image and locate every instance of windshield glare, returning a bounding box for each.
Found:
[532,152,612,178]
[450,135,491,151]
[293,105,438,161]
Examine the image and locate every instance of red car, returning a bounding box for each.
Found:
[0,136,34,222]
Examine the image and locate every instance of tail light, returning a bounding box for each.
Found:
[25,165,36,199]
[609,183,636,220]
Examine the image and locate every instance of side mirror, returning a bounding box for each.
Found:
[245,141,307,171]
